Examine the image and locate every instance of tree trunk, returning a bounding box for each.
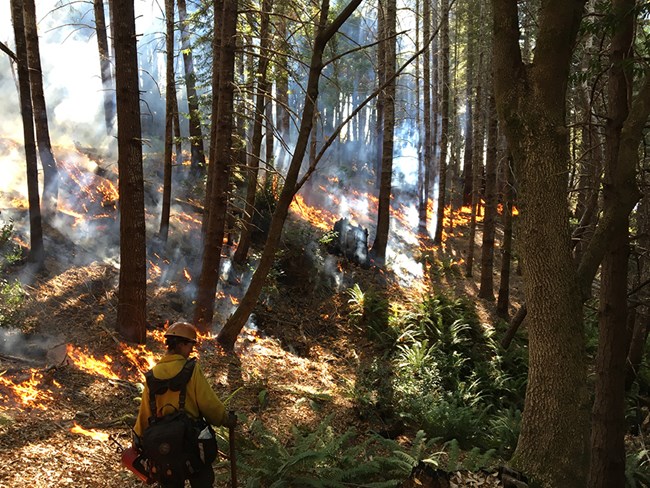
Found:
[491,1,590,485]
[23,0,58,218]
[177,0,206,175]
[374,0,385,190]
[217,0,363,350]
[589,1,644,485]
[113,0,146,344]
[418,0,431,232]
[233,0,273,264]
[433,0,449,245]
[465,50,483,277]
[496,152,514,318]
[11,0,44,268]
[371,0,396,262]
[193,0,238,332]
[626,184,650,389]
[93,0,115,134]
[479,83,497,300]
[461,3,475,208]
[159,0,175,243]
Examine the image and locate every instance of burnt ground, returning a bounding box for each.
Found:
[0,210,523,488]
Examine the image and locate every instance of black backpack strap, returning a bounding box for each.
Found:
[145,358,197,419]
[177,358,196,410]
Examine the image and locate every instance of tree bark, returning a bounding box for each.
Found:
[491,1,590,485]
[233,0,273,264]
[479,83,498,300]
[177,0,207,175]
[417,0,431,232]
[496,152,514,318]
[93,0,116,134]
[589,2,646,485]
[193,0,238,332]
[159,0,175,243]
[114,0,146,344]
[433,0,449,245]
[23,0,58,218]
[371,0,396,262]
[11,0,44,268]
[217,0,363,350]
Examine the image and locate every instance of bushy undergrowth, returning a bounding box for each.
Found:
[347,285,528,457]
[0,220,25,327]
[217,415,490,487]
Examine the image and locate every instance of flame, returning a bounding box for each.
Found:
[290,194,336,230]
[70,422,110,442]
[66,345,119,380]
[121,343,157,374]
[183,268,192,282]
[229,295,239,305]
[0,369,58,410]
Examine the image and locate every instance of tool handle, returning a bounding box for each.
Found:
[228,411,238,488]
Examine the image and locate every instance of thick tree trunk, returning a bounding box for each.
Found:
[93,0,115,134]
[114,0,146,344]
[491,1,590,485]
[193,0,238,332]
[11,0,44,267]
[23,0,58,218]
[217,0,363,350]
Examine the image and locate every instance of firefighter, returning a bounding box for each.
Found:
[133,321,233,488]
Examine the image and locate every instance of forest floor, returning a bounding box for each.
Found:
[0,205,523,487]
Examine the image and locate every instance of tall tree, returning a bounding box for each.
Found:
[371,0,396,262]
[177,0,207,174]
[589,1,650,484]
[433,0,449,245]
[193,0,238,331]
[417,0,432,231]
[479,82,498,300]
[491,1,590,485]
[10,0,44,268]
[114,0,147,344]
[159,0,175,243]
[23,0,58,218]
[93,0,115,134]
[233,0,273,264]
[217,0,364,350]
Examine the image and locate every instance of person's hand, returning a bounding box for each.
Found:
[223,410,237,429]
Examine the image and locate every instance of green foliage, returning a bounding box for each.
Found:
[443,439,497,472]
[625,447,650,488]
[0,280,25,327]
[346,290,528,454]
[228,416,445,487]
[346,284,395,347]
[0,220,22,269]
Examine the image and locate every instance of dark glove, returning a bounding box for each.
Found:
[223,411,237,429]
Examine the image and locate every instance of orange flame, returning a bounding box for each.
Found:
[70,422,110,442]
[183,268,192,282]
[66,345,119,380]
[0,370,58,409]
[290,194,336,230]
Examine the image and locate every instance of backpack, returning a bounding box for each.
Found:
[141,359,217,484]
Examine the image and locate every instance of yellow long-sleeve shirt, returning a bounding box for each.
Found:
[134,354,227,437]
